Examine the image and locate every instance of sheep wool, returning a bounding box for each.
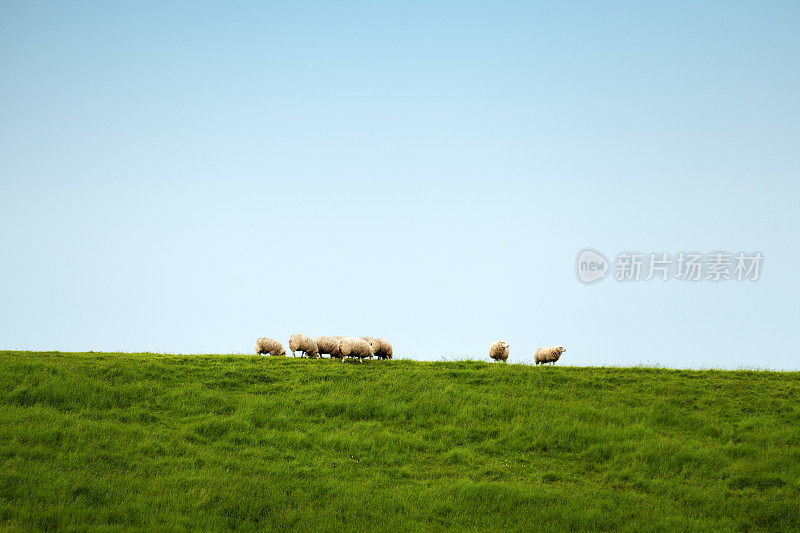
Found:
[333,336,347,358]
[535,346,566,365]
[315,336,341,358]
[489,340,509,362]
[368,338,393,360]
[338,337,374,363]
[289,333,320,358]
[255,338,286,356]
[380,339,393,360]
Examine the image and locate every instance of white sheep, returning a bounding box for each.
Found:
[338,337,374,363]
[367,338,393,360]
[315,336,343,359]
[535,346,566,365]
[489,340,509,362]
[289,333,320,358]
[255,338,286,356]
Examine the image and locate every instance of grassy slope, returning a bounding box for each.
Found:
[0,352,798,531]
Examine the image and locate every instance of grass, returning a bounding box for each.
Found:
[1,351,799,531]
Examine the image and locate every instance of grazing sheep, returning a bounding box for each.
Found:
[338,337,374,363]
[315,336,343,359]
[535,346,566,365]
[380,339,393,360]
[367,338,393,360]
[289,333,320,358]
[329,336,347,359]
[489,340,509,362]
[330,336,347,359]
[255,337,286,356]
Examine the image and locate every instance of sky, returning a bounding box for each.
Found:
[1,2,799,369]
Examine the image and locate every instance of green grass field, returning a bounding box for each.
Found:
[1,351,798,531]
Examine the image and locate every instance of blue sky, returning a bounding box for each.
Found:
[1,2,798,368]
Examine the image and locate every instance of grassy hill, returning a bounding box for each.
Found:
[1,351,798,531]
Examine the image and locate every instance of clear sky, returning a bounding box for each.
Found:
[2,2,798,369]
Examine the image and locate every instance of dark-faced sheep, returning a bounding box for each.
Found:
[289,333,319,358]
[535,346,565,365]
[489,340,509,362]
[255,337,286,356]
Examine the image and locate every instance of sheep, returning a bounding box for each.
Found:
[380,339,393,360]
[330,336,347,359]
[315,336,343,359]
[367,338,393,360]
[255,337,286,356]
[535,346,566,365]
[363,337,379,356]
[489,340,509,362]
[338,337,374,363]
[289,333,320,358]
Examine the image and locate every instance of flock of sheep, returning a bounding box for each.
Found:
[257,335,566,365]
[255,334,392,362]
